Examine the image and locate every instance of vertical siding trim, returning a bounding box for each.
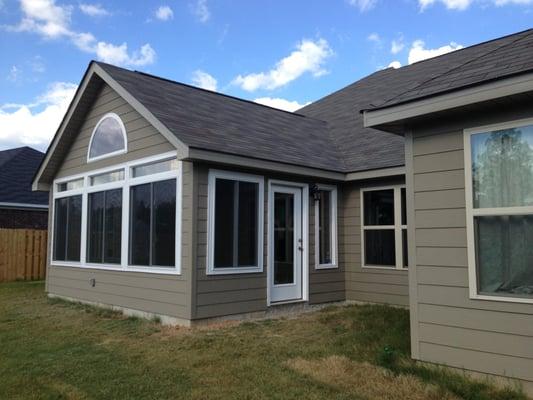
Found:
[405,130,420,359]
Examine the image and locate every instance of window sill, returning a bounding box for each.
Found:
[206,267,263,275]
[362,265,408,271]
[50,262,181,275]
[315,264,338,270]
[470,292,533,305]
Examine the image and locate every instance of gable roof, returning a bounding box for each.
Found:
[33,29,533,188]
[0,147,48,207]
[96,62,345,172]
[366,28,533,111]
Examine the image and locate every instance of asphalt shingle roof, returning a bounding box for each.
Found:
[300,28,533,171]
[0,147,48,206]
[90,29,533,174]
[368,28,533,110]
[98,62,345,172]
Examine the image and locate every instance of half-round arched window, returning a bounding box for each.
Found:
[87,113,127,162]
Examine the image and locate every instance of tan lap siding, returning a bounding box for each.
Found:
[193,164,267,319]
[410,104,533,386]
[55,84,174,178]
[192,163,345,320]
[342,180,409,307]
[47,83,192,320]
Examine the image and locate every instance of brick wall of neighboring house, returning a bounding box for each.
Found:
[0,208,48,230]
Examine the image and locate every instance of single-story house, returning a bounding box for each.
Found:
[0,146,48,229]
[32,28,533,392]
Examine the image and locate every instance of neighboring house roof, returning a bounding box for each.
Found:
[96,62,345,172]
[366,28,533,111]
[0,147,48,207]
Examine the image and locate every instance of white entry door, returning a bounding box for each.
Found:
[269,184,303,303]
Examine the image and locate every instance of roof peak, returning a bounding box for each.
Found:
[94,61,323,122]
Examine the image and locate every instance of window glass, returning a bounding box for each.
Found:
[364,189,394,225]
[132,159,178,178]
[402,229,408,268]
[401,188,407,226]
[89,115,126,159]
[87,191,104,263]
[364,230,396,266]
[130,179,176,267]
[57,178,83,192]
[213,178,259,269]
[274,192,294,284]
[475,215,533,298]
[54,195,82,261]
[471,125,533,208]
[152,180,176,266]
[319,190,332,265]
[87,189,122,264]
[130,184,151,266]
[90,170,124,186]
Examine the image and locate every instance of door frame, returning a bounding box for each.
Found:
[267,179,309,306]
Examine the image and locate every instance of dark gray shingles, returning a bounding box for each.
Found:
[98,63,345,172]
[0,147,48,205]
[370,29,533,110]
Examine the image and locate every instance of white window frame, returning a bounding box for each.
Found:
[464,116,533,305]
[360,185,407,270]
[87,113,128,163]
[51,151,182,275]
[314,184,338,269]
[207,169,264,275]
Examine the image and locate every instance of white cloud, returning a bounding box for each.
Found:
[388,61,402,69]
[367,32,380,43]
[0,82,77,151]
[155,5,173,21]
[191,70,217,91]
[347,0,378,11]
[254,97,310,112]
[232,38,333,92]
[94,42,156,66]
[408,39,463,64]
[192,0,210,22]
[7,66,21,82]
[391,37,404,54]
[79,3,110,17]
[419,0,533,10]
[5,0,156,67]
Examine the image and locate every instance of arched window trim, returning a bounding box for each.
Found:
[87,113,128,163]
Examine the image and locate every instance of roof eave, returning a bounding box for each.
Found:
[363,71,533,132]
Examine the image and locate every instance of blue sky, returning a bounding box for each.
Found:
[0,0,532,151]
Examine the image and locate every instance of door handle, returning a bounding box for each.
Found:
[298,246,304,251]
[298,238,303,251]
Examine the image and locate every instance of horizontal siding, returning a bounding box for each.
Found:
[48,266,189,318]
[55,84,174,178]
[192,164,346,320]
[47,84,192,320]
[411,109,533,387]
[341,180,409,307]
[419,342,533,382]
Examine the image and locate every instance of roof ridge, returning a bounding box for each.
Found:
[96,62,327,123]
[372,29,533,109]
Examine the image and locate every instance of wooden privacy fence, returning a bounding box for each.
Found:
[0,229,47,282]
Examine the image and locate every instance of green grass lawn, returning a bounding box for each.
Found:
[0,281,528,400]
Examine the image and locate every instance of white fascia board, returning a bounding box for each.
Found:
[364,71,533,128]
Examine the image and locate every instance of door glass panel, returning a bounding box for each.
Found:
[274,192,294,285]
